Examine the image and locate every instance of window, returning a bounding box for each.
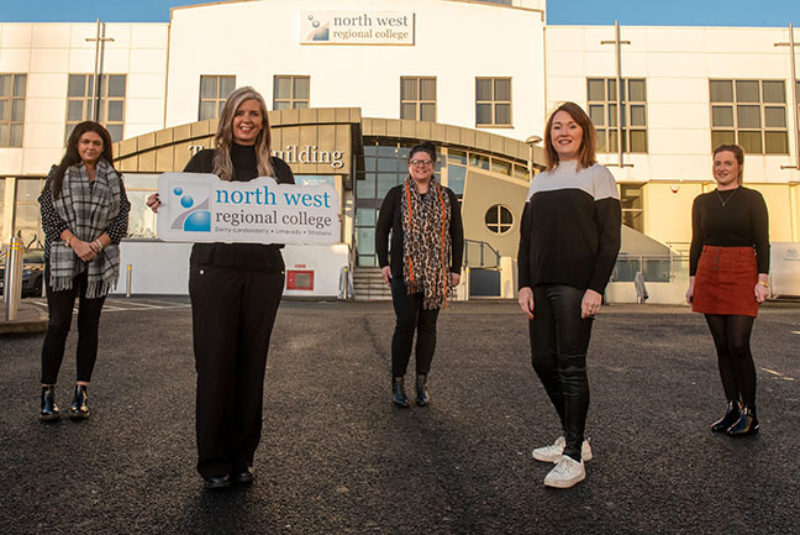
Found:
[13,178,45,247]
[0,74,26,147]
[710,79,788,154]
[446,149,467,196]
[198,75,235,120]
[0,177,5,238]
[122,174,159,239]
[400,77,436,121]
[273,76,310,110]
[620,184,644,232]
[66,74,126,142]
[485,204,513,234]
[476,77,512,127]
[587,78,648,153]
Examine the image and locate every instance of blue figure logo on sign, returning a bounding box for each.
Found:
[306,15,329,41]
[170,184,211,232]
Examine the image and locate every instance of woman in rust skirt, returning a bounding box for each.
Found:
[686,144,770,437]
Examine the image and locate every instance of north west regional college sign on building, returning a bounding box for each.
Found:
[299,11,415,45]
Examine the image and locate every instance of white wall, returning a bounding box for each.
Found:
[115,240,349,297]
[165,0,546,140]
[0,22,168,177]
[545,25,800,185]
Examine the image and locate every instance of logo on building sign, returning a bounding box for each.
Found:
[300,11,414,45]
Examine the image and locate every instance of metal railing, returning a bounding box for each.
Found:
[611,253,690,283]
[463,239,501,269]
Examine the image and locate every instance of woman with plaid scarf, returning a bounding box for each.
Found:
[38,121,130,421]
[375,141,464,408]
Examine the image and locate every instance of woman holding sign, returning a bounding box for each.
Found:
[38,120,130,421]
[147,87,294,489]
[375,141,464,408]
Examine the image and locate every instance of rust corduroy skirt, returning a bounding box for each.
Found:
[692,245,759,317]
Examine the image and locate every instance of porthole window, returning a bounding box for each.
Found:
[485,204,513,234]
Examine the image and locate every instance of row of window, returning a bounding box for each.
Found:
[1,73,799,155]
[199,75,513,127]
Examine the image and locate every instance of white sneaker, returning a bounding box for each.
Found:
[531,436,593,463]
[544,455,586,489]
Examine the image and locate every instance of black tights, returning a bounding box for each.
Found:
[529,285,593,462]
[704,314,757,406]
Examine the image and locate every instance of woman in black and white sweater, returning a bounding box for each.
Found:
[517,102,621,488]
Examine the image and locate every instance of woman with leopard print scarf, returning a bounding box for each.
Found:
[375,141,464,408]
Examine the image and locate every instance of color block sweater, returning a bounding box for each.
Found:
[517,161,621,293]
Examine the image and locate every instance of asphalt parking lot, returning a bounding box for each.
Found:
[1,299,798,534]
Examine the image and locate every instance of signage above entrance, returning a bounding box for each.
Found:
[300,11,414,46]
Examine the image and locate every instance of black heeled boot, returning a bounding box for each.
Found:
[40,386,60,421]
[711,400,741,433]
[415,374,430,407]
[69,385,90,419]
[727,405,759,437]
[392,377,410,408]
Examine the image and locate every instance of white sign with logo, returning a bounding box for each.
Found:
[300,11,414,45]
[156,173,339,245]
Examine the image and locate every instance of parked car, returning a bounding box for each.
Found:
[0,249,45,298]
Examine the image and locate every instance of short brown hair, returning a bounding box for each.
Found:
[713,144,744,185]
[543,102,597,172]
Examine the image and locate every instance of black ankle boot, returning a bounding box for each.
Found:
[392,377,410,408]
[69,385,90,419]
[40,386,60,421]
[727,405,759,437]
[415,374,430,407]
[711,400,741,433]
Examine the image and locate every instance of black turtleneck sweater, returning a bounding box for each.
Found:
[184,143,295,271]
[689,186,770,276]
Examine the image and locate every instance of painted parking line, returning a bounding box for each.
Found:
[22,297,190,313]
[761,367,796,381]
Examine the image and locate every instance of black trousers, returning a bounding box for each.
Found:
[390,277,440,377]
[528,285,593,461]
[189,262,284,478]
[41,269,107,385]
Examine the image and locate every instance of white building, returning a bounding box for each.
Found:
[1,0,798,301]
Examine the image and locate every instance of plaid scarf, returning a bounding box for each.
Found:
[49,159,122,298]
[400,177,453,310]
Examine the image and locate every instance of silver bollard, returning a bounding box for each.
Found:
[126,264,132,298]
[4,237,24,321]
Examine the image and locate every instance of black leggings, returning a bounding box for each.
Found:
[390,277,440,377]
[704,314,757,406]
[41,269,107,385]
[528,285,593,461]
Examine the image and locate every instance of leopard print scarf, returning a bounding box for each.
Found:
[400,176,452,310]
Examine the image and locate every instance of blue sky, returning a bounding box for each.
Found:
[1,0,798,26]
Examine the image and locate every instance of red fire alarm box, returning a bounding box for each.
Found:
[286,270,314,290]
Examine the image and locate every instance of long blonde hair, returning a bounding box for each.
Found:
[213,86,274,180]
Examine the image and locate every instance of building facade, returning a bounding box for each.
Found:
[1,0,798,300]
